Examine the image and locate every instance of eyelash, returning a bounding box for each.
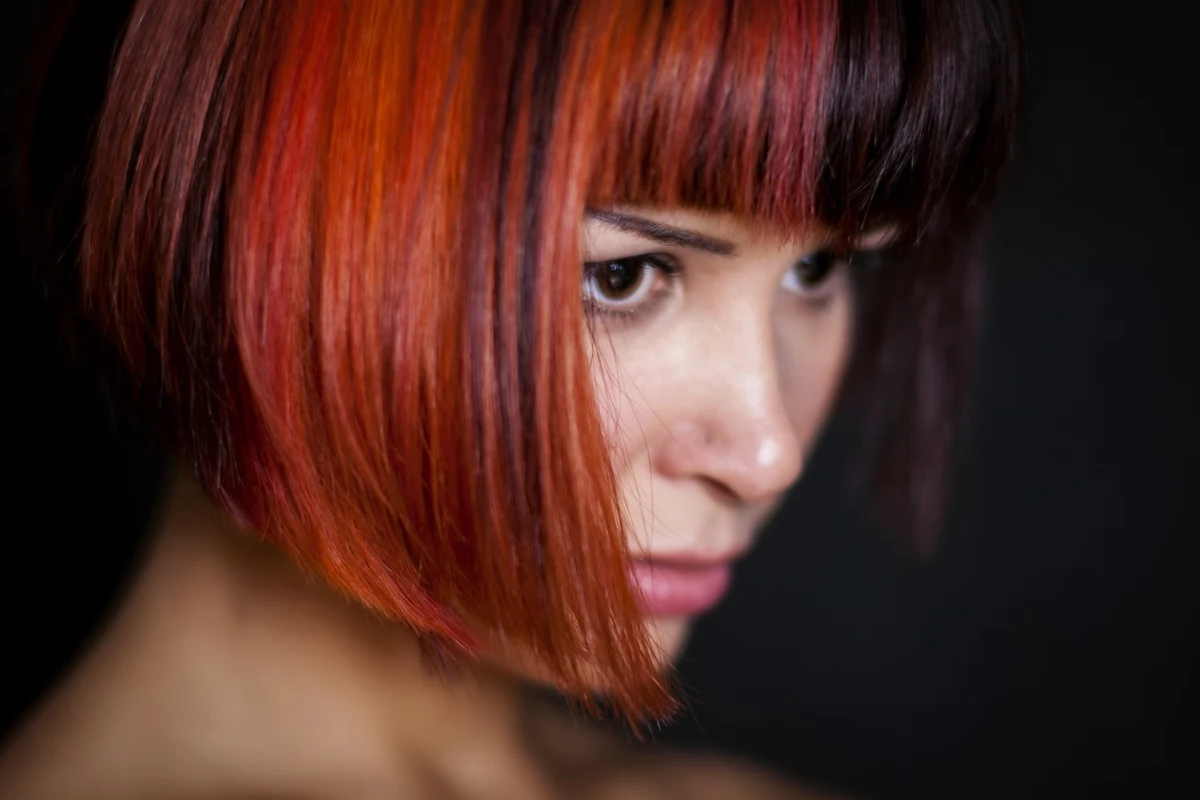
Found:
[781,249,845,306]
[581,247,886,326]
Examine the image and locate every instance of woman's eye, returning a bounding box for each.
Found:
[780,249,843,296]
[582,255,677,314]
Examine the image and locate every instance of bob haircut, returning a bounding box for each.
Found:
[25,0,1022,722]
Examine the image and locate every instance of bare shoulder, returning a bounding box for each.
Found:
[522,700,842,800]
[646,750,844,800]
[567,745,845,800]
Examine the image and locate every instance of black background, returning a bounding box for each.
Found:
[3,3,1195,798]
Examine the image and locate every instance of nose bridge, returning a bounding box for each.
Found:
[674,307,803,501]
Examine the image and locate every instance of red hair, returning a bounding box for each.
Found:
[51,0,1022,721]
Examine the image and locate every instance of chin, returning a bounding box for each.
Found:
[480,613,699,696]
[646,614,698,665]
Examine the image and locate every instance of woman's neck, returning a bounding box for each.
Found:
[18,469,554,797]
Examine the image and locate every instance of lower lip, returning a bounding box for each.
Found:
[629,560,733,617]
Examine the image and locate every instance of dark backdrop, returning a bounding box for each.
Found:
[3,3,1195,798]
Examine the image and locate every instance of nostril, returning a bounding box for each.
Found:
[698,474,744,505]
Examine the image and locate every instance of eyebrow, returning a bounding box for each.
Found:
[585,209,738,257]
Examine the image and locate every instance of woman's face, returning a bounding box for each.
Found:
[582,207,858,661]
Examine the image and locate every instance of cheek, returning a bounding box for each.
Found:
[587,330,681,467]
[645,615,695,661]
[586,330,688,554]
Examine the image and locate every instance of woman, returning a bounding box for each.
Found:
[0,0,1023,797]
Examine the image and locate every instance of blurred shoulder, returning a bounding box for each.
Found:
[521,695,847,800]
[644,750,844,800]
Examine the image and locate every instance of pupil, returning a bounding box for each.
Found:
[603,260,641,298]
[798,251,832,284]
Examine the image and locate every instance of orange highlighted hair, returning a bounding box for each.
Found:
[46,0,1021,721]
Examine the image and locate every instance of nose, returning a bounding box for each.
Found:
[652,319,804,504]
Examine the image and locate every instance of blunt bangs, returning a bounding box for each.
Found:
[583,0,1022,245]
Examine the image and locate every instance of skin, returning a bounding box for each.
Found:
[0,208,861,799]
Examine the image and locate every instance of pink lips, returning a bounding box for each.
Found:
[629,558,735,617]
